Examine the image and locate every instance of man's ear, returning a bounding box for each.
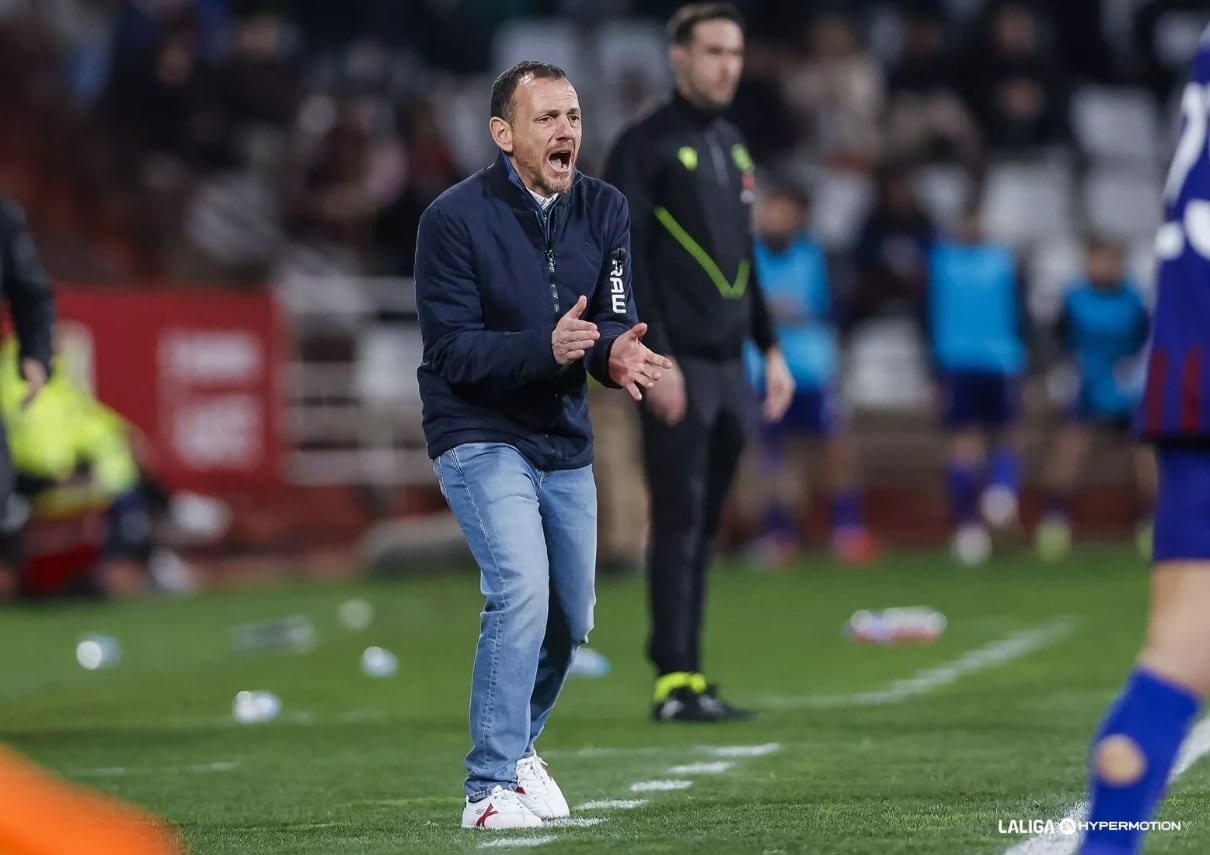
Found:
[489,116,513,153]
[669,45,686,77]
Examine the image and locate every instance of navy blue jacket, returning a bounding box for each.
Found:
[415,153,637,470]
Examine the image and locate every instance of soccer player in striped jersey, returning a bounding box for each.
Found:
[1078,29,1210,855]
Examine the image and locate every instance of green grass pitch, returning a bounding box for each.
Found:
[1,549,1208,854]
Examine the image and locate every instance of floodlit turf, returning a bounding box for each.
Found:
[1,548,1208,854]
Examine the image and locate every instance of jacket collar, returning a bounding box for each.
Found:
[488,150,580,212]
[672,89,724,129]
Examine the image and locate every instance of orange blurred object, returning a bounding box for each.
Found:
[0,745,185,855]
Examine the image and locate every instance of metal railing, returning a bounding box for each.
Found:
[278,276,432,487]
[277,277,940,487]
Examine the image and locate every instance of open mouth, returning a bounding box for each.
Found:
[548,149,573,173]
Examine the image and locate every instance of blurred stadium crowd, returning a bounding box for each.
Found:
[0,0,1202,289]
[0,0,1206,595]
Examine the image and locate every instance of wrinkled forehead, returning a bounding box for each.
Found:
[513,75,580,118]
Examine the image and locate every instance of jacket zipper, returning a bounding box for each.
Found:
[540,207,558,315]
[539,206,563,423]
[705,128,729,194]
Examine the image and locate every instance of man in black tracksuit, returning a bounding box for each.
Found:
[604,3,794,722]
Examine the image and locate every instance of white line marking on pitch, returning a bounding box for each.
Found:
[576,799,647,810]
[74,761,240,778]
[1002,715,1210,855]
[704,743,782,758]
[552,742,784,760]
[334,709,391,724]
[551,746,667,759]
[630,779,693,793]
[545,817,607,828]
[667,761,734,775]
[1172,717,1210,777]
[479,836,558,849]
[763,617,1078,709]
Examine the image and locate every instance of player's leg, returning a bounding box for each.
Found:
[96,486,153,598]
[749,387,815,567]
[0,493,20,601]
[512,462,597,821]
[979,373,1023,531]
[817,385,878,564]
[1078,444,1210,855]
[1035,421,1092,562]
[1132,443,1157,558]
[687,395,753,719]
[948,427,991,564]
[433,442,548,827]
[0,426,17,599]
[749,394,799,566]
[939,373,991,563]
[640,385,712,717]
[823,431,878,564]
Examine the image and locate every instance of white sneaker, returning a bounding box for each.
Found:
[515,753,570,820]
[461,785,543,830]
[952,524,992,566]
[980,486,1019,529]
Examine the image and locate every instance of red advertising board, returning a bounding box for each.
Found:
[54,287,283,491]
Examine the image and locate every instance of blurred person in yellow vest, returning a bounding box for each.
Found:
[0,337,150,597]
[0,202,182,855]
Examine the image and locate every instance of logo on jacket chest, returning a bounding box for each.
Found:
[740,170,755,205]
[733,143,756,205]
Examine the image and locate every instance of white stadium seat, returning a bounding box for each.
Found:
[914,165,973,232]
[983,161,1076,249]
[492,19,586,82]
[434,77,498,174]
[846,317,930,411]
[596,19,671,90]
[1128,239,1159,306]
[1084,166,1164,242]
[1027,238,1084,324]
[812,169,875,250]
[1071,86,1162,165]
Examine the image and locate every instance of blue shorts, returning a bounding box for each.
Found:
[763,387,840,441]
[1153,444,1210,562]
[1069,400,1134,434]
[941,371,1020,430]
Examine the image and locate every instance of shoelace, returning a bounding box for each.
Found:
[488,786,527,808]
[517,757,551,792]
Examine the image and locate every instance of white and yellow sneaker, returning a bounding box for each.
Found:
[461,785,543,830]
[515,754,570,820]
[1035,515,1072,563]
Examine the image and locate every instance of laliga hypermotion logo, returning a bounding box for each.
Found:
[998,818,1183,836]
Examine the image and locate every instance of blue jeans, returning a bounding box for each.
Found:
[433,442,597,800]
